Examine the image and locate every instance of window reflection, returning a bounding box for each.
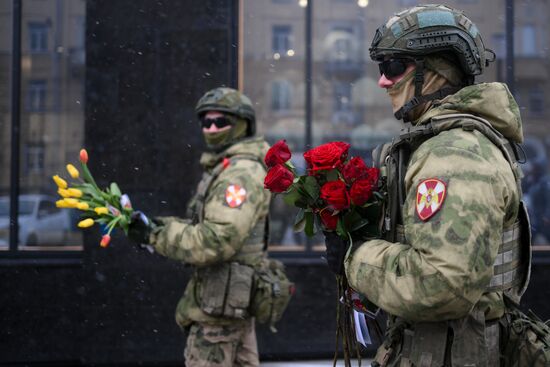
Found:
[244,0,550,252]
[5,0,87,251]
[272,25,293,57]
[28,22,48,53]
[271,80,292,111]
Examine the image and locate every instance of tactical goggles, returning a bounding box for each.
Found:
[200,115,235,129]
[378,58,413,79]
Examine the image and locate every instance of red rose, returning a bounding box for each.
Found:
[264,164,294,193]
[320,180,350,210]
[265,139,292,167]
[319,208,339,230]
[350,179,374,206]
[364,167,380,186]
[342,157,368,183]
[303,142,350,173]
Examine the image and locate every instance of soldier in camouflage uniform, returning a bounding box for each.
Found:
[324,5,533,366]
[129,87,271,367]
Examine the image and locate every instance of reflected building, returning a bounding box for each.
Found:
[243,0,550,247]
[0,0,86,195]
[0,0,85,249]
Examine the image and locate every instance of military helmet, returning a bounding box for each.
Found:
[370,4,495,121]
[195,87,256,136]
[370,4,493,78]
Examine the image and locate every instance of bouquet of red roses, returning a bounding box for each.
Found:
[264,139,382,241]
[264,140,384,365]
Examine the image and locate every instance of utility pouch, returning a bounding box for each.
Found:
[501,304,550,367]
[197,262,254,319]
[402,323,448,367]
[250,258,294,331]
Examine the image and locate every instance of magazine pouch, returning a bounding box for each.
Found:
[250,258,294,331]
[197,262,254,319]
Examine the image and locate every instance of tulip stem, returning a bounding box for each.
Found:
[106,215,122,235]
[81,162,100,192]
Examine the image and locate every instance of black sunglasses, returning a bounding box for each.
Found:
[200,116,234,129]
[378,58,412,79]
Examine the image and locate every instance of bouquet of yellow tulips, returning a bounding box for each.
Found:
[52,149,133,248]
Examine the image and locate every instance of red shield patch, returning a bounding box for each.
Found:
[416,178,447,221]
[225,184,247,208]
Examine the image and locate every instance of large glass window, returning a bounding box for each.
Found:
[244,0,308,252]
[1,0,86,254]
[243,0,550,256]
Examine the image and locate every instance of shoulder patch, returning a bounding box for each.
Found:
[225,184,247,208]
[416,178,447,221]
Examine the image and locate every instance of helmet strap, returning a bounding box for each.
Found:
[394,86,462,121]
[394,59,462,122]
[414,59,425,98]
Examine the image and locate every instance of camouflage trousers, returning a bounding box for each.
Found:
[184,318,259,367]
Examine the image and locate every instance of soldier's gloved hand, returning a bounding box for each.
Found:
[128,211,153,245]
[323,231,349,275]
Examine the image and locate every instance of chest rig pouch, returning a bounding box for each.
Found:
[187,154,269,320]
[372,114,532,367]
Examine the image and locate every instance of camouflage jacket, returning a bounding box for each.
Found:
[149,137,271,326]
[346,82,524,322]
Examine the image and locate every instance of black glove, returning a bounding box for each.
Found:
[128,211,153,245]
[323,231,349,275]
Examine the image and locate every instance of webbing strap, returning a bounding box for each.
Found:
[487,221,523,292]
[394,87,461,121]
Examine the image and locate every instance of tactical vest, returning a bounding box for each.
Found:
[372,113,532,367]
[187,153,269,264]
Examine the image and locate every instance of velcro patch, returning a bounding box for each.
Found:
[416,178,447,221]
[225,184,247,208]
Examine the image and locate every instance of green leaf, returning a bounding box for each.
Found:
[303,176,320,200]
[118,215,129,229]
[95,217,110,225]
[110,182,122,197]
[326,169,339,182]
[304,211,315,237]
[336,218,347,238]
[283,188,301,206]
[81,162,100,191]
[313,213,323,234]
[293,209,306,232]
[350,218,370,232]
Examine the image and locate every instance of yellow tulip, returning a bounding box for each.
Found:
[67,188,83,198]
[94,207,109,215]
[77,202,89,210]
[77,218,95,228]
[53,175,68,189]
[67,164,79,179]
[58,188,71,198]
[56,199,71,208]
[63,198,79,208]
